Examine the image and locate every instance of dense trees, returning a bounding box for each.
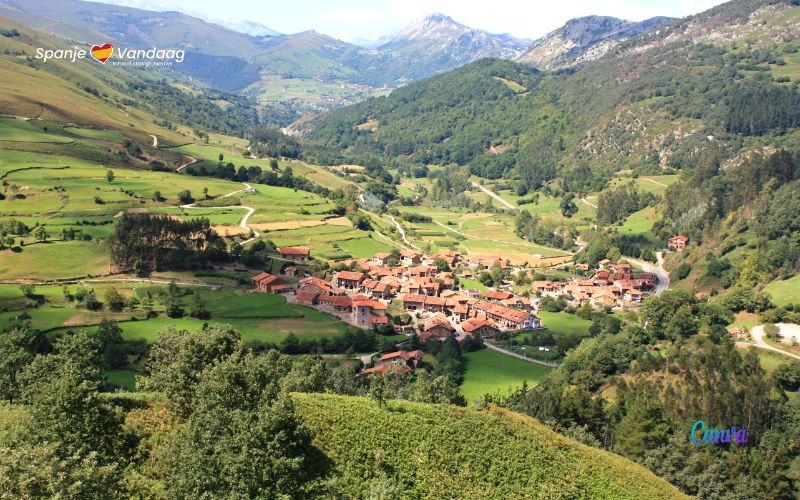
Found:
[726,79,800,136]
[596,183,656,225]
[108,214,227,275]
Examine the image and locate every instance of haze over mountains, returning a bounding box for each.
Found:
[0,0,678,122]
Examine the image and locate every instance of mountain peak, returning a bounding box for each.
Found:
[517,15,675,71]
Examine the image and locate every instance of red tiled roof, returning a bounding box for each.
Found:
[359,364,412,376]
[251,272,270,282]
[379,350,424,362]
[353,299,387,311]
[400,293,427,303]
[462,317,498,333]
[485,290,513,300]
[332,296,353,307]
[336,271,366,281]
[423,317,454,332]
[296,292,318,302]
[369,316,389,324]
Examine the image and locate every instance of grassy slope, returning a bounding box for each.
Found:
[763,274,800,307]
[460,349,551,402]
[293,393,685,499]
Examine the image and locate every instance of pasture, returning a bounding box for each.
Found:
[460,349,552,402]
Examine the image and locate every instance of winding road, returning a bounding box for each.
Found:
[738,325,800,361]
[387,215,420,251]
[181,182,260,245]
[149,134,158,148]
[623,253,670,295]
[472,181,516,209]
[581,197,598,209]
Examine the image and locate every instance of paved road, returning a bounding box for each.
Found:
[471,181,516,210]
[181,182,260,245]
[623,254,670,295]
[741,325,800,360]
[484,342,560,368]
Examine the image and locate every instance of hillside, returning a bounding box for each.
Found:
[516,15,675,71]
[292,393,684,499]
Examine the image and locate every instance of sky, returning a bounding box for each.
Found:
[102,0,729,42]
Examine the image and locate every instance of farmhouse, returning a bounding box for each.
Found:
[335,270,366,289]
[251,273,289,293]
[461,318,500,338]
[375,350,424,369]
[279,246,311,260]
[297,276,337,295]
[668,235,689,252]
[422,317,455,340]
[471,300,541,331]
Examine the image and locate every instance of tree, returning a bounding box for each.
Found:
[106,170,114,183]
[104,288,125,312]
[139,326,243,414]
[165,354,313,498]
[19,284,36,298]
[560,193,578,218]
[773,362,800,391]
[369,372,389,407]
[152,190,163,202]
[0,329,34,402]
[177,190,193,204]
[33,225,47,242]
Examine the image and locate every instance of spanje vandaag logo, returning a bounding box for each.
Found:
[35,42,184,66]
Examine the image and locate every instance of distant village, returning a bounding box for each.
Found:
[251,246,663,351]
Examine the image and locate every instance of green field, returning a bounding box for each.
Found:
[0,241,110,279]
[460,349,552,402]
[104,369,138,391]
[763,274,800,306]
[0,117,73,143]
[538,311,593,337]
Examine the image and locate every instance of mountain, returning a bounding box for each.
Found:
[516,15,675,70]
[292,393,684,498]
[376,13,531,82]
[86,0,281,36]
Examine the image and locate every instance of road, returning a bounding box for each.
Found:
[181,182,260,245]
[484,342,559,368]
[432,221,561,252]
[387,215,420,250]
[580,197,598,209]
[176,155,198,172]
[471,181,516,210]
[149,134,158,148]
[623,254,670,295]
[740,325,800,360]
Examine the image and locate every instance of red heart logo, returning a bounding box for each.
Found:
[90,43,113,63]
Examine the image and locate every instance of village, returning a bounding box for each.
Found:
[251,245,664,360]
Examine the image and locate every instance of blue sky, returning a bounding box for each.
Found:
[105,0,729,42]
